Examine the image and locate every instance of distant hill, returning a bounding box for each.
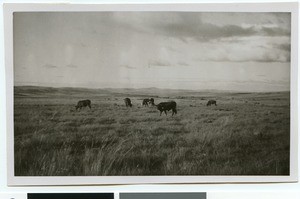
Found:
[14,85,289,99]
[14,85,227,98]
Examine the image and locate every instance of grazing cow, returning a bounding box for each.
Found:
[142,98,155,107]
[149,98,155,106]
[142,99,150,107]
[75,99,91,110]
[124,98,133,107]
[207,100,217,106]
[156,101,177,116]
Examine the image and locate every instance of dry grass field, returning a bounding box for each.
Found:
[14,86,290,176]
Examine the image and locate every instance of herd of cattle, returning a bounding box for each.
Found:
[75,98,217,116]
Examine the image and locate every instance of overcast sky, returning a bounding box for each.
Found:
[14,12,291,92]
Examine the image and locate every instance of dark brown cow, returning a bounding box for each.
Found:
[75,99,91,110]
[207,100,217,106]
[142,99,150,107]
[149,98,155,106]
[156,101,177,116]
[124,98,133,107]
[142,98,155,107]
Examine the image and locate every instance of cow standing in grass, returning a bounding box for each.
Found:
[142,99,150,107]
[75,99,91,110]
[156,101,177,116]
[142,98,155,107]
[149,98,155,106]
[207,100,217,106]
[124,98,133,107]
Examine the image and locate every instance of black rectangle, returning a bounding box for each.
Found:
[28,193,114,199]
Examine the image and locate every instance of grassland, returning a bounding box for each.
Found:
[14,86,290,176]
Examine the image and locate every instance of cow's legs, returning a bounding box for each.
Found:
[160,111,162,116]
[172,110,176,116]
[88,104,91,109]
[164,110,167,115]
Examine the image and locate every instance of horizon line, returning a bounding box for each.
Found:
[14,84,290,93]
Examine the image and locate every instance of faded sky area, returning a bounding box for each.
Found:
[13,12,291,92]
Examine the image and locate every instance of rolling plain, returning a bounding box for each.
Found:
[14,86,290,176]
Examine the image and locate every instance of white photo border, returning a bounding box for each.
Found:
[4,2,298,186]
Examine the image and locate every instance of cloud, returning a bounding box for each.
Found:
[276,43,291,52]
[261,27,290,36]
[251,54,289,63]
[186,33,291,63]
[177,61,190,66]
[149,17,255,41]
[154,21,290,42]
[275,43,291,62]
[193,41,290,63]
[121,65,136,69]
[43,64,57,69]
[148,60,171,67]
[66,64,78,68]
[112,13,290,42]
[195,53,289,63]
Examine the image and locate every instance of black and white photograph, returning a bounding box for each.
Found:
[5,3,298,185]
